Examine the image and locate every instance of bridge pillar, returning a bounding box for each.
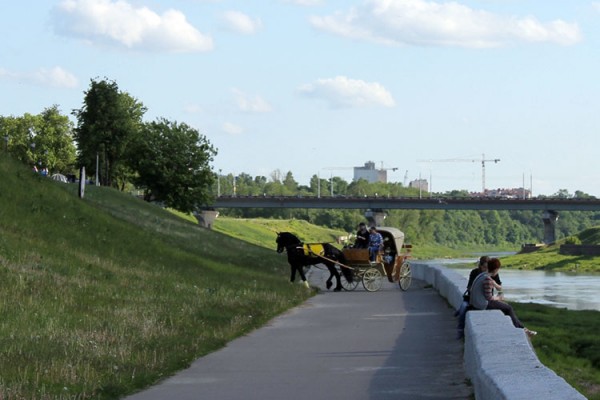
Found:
[194,209,219,229]
[365,209,387,227]
[542,210,558,244]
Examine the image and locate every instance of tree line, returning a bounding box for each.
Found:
[214,171,600,247]
[1,78,216,213]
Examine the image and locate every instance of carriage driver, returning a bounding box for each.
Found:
[354,222,369,248]
[368,226,384,261]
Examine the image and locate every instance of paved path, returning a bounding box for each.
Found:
[126,268,472,400]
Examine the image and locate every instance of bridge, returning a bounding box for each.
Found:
[200,196,600,244]
[210,196,600,211]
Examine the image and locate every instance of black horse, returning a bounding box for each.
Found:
[276,232,353,291]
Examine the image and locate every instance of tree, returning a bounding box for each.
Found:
[128,118,216,213]
[72,78,146,187]
[0,107,76,173]
[283,171,298,193]
[37,106,77,173]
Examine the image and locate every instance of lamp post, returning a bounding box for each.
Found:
[217,169,222,197]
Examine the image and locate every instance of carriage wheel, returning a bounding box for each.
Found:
[362,267,383,292]
[341,270,359,291]
[399,262,412,291]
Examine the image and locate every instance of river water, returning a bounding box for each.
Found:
[426,257,600,312]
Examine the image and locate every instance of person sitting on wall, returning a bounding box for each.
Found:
[470,258,537,337]
[456,255,502,339]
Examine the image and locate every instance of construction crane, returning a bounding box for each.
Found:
[417,153,500,193]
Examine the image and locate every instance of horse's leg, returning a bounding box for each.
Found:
[290,264,297,283]
[325,267,333,290]
[294,264,310,288]
[326,262,343,291]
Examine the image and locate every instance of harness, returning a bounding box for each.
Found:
[302,243,325,257]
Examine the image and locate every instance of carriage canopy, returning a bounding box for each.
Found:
[376,227,405,253]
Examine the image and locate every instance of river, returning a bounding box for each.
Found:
[426,257,600,312]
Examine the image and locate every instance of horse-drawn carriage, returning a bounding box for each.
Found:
[276,227,412,292]
[340,227,412,292]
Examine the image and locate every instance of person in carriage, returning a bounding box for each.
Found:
[354,222,369,249]
[368,226,384,261]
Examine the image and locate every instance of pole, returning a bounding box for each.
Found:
[330,173,333,197]
[217,169,221,197]
[481,153,486,193]
[317,172,321,198]
[96,152,99,186]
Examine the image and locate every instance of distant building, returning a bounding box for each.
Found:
[353,161,387,183]
[475,188,532,199]
[409,179,429,192]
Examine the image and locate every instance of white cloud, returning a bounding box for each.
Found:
[0,66,78,88]
[298,76,395,108]
[282,0,324,6]
[222,11,262,35]
[52,0,213,52]
[232,88,272,113]
[593,2,600,13]
[310,0,581,48]
[222,122,244,135]
[183,103,204,114]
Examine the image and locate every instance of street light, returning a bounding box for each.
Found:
[217,169,222,197]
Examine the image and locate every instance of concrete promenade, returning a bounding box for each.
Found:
[126,268,472,400]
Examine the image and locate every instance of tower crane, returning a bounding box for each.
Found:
[417,153,500,193]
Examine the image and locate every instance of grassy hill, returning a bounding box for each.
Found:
[206,217,468,259]
[213,217,346,249]
[0,155,312,399]
[501,227,600,272]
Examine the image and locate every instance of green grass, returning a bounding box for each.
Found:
[512,303,600,399]
[211,217,503,260]
[0,155,312,399]
[213,217,346,249]
[501,229,600,272]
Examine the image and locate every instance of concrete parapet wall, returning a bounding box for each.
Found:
[410,262,586,400]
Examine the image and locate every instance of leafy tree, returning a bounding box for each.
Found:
[0,114,37,166]
[37,106,77,173]
[72,78,146,187]
[553,189,572,199]
[283,171,298,192]
[128,118,216,213]
[0,107,76,173]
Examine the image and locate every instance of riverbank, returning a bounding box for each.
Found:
[511,303,600,399]
[411,261,594,399]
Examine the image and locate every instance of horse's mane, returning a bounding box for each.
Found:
[277,231,301,243]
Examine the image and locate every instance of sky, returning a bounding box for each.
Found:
[1,0,599,196]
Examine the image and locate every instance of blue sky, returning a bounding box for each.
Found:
[1,0,599,196]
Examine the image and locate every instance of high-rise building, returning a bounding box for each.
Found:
[353,161,387,183]
[409,179,429,192]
